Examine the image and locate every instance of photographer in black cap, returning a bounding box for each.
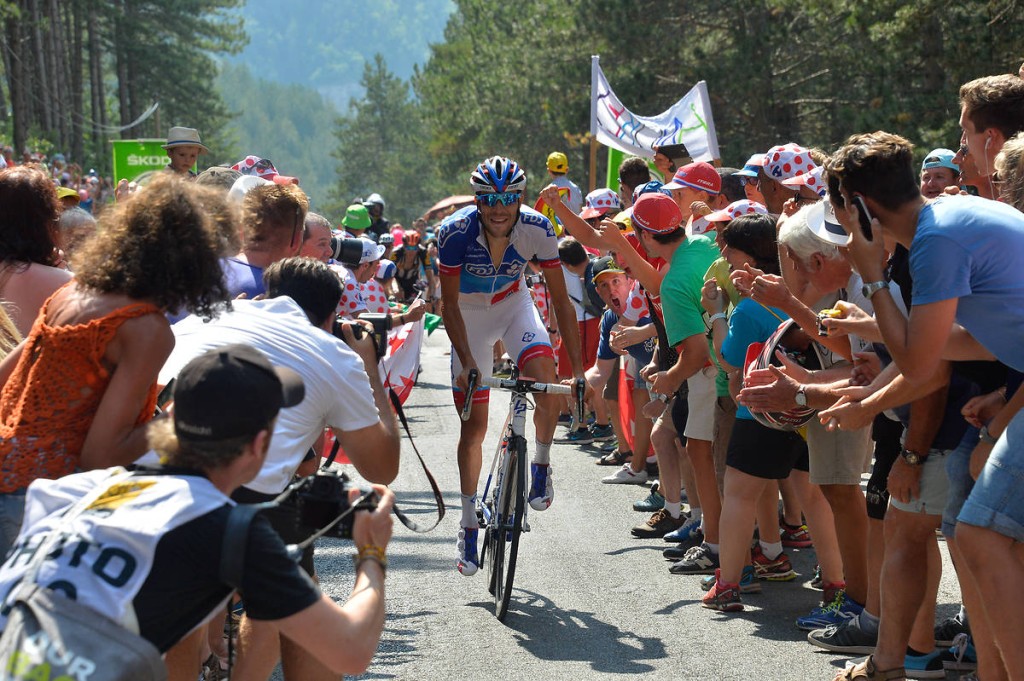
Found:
[0,345,394,679]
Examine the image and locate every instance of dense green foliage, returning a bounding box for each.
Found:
[216,63,338,209]
[0,0,245,171]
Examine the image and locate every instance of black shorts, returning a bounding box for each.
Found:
[726,418,808,480]
[233,486,316,576]
[670,390,689,436]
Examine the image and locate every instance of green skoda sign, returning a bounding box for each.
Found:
[111,139,169,183]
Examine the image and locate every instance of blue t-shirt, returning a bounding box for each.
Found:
[596,310,656,366]
[720,298,787,420]
[910,195,1024,372]
[222,257,265,300]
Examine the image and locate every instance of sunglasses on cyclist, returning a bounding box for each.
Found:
[477,192,522,207]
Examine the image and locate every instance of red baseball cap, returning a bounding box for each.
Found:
[663,161,721,195]
[631,193,684,234]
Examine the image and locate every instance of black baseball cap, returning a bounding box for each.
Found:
[592,256,625,283]
[173,344,305,442]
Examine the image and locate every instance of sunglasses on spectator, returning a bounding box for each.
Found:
[477,192,521,207]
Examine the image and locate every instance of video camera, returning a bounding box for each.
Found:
[332,312,393,361]
[280,471,380,541]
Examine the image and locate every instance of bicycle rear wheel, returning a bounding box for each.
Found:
[489,435,525,621]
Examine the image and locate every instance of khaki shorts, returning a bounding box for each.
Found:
[805,416,872,486]
[890,448,951,516]
[713,396,737,494]
[684,368,716,442]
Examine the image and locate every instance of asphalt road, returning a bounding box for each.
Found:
[307,328,964,681]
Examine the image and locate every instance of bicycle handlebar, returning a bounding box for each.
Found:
[482,376,572,395]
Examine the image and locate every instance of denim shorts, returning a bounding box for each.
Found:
[941,426,978,539]
[958,411,1024,543]
[0,489,28,558]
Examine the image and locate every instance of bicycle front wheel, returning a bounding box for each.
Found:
[489,435,525,621]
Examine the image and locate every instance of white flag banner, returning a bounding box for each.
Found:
[381,317,425,405]
[590,55,720,162]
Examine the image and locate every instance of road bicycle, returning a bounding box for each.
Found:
[462,368,582,620]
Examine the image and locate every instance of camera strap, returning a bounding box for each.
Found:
[321,387,445,534]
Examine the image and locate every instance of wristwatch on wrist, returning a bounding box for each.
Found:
[794,385,808,408]
[861,280,890,300]
[900,447,927,465]
[979,424,999,445]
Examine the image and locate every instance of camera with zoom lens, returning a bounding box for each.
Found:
[332,312,392,361]
[282,471,380,540]
[330,236,366,268]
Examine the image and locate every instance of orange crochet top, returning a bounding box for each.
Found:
[0,290,161,492]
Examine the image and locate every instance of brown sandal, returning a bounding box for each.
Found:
[834,656,905,681]
[597,449,632,466]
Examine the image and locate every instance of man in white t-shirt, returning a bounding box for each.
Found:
[155,256,399,680]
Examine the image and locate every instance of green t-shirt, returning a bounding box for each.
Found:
[661,234,721,348]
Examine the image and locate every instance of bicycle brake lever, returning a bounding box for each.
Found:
[460,368,479,421]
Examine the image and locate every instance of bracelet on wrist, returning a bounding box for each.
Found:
[707,312,727,324]
[354,544,388,573]
[979,424,1000,445]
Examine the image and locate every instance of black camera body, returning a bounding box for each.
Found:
[284,471,380,540]
[332,312,392,361]
[524,273,543,287]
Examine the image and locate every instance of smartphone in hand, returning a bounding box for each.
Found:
[851,195,874,241]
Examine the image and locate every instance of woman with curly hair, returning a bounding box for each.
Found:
[0,165,73,337]
[0,174,231,552]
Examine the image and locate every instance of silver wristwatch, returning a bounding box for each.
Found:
[795,385,808,407]
[861,280,890,300]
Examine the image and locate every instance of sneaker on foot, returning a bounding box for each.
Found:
[934,614,970,647]
[780,521,813,548]
[554,428,594,445]
[528,463,553,511]
[701,570,744,612]
[903,649,945,680]
[600,440,619,453]
[668,542,720,574]
[796,591,863,631]
[662,530,705,559]
[751,545,797,581]
[701,565,761,594]
[590,423,614,442]
[602,463,648,485]
[631,509,685,538]
[457,526,480,576]
[663,514,702,543]
[806,619,878,654]
[821,580,846,607]
[633,483,666,513]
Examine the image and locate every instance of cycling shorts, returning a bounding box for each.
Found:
[451,289,554,409]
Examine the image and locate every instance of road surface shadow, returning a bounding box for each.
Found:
[469,588,667,674]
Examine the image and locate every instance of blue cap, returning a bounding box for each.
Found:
[734,153,766,178]
[631,180,672,205]
[921,148,959,173]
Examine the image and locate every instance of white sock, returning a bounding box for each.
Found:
[533,440,551,466]
[690,507,703,526]
[760,540,784,560]
[646,454,657,463]
[664,501,681,519]
[461,494,478,528]
[706,542,720,554]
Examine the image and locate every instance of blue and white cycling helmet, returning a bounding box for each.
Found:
[470,156,527,195]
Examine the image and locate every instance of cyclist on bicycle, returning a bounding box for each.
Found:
[439,156,588,576]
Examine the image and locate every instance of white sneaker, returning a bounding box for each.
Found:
[602,464,649,485]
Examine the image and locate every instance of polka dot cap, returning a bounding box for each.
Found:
[704,200,769,223]
[762,144,816,182]
[781,166,827,197]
